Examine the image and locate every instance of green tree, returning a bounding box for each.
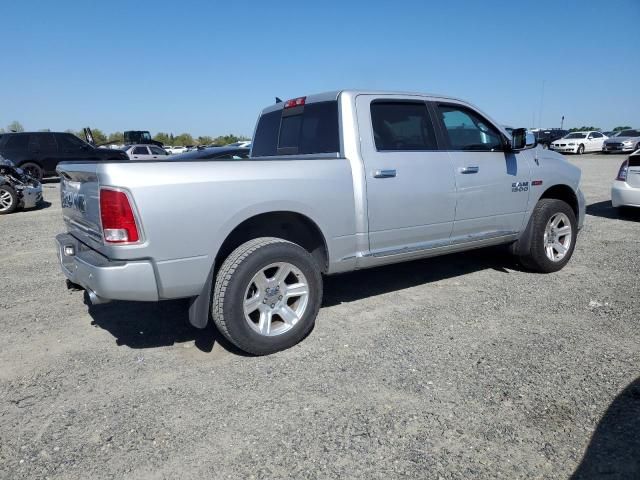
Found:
[196,135,213,145]
[153,132,171,145]
[173,133,194,146]
[210,134,250,146]
[7,121,24,132]
[108,131,124,144]
[613,126,632,132]
[569,126,600,132]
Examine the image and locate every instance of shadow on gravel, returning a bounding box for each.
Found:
[323,246,517,307]
[571,377,640,479]
[586,201,640,222]
[87,298,249,355]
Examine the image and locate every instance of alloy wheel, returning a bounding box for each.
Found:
[543,212,573,262]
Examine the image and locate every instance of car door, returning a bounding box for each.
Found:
[432,102,531,243]
[148,146,169,159]
[590,132,605,151]
[131,146,152,160]
[355,95,457,255]
[30,133,59,172]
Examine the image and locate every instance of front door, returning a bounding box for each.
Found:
[433,102,531,243]
[355,95,457,255]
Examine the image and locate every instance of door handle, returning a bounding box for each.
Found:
[460,166,479,174]
[374,169,396,178]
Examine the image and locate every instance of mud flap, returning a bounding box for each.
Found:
[188,266,215,329]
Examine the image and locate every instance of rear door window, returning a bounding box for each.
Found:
[252,100,340,156]
[370,101,437,151]
[5,135,30,150]
[133,146,149,155]
[149,146,167,155]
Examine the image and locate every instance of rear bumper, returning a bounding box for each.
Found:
[611,181,640,208]
[55,233,159,301]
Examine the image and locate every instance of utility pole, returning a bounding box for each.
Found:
[561,116,564,129]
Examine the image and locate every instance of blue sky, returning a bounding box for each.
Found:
[1,0,638,137]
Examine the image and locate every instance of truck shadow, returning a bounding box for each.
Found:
[87,247,518,354]
[586,200,640,222]
[87,298,247,355]
[323,246,517,307]
[571,377,640,479]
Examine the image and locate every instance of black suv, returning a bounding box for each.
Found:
[534,129,569,149]
[0,132,128,180]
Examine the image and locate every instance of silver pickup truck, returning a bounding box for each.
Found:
[56,90,585,355]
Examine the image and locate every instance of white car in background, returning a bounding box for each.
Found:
[122,144,170,160]
[550,131,607,154]
[612,150,640,209]
[166,146,188,155]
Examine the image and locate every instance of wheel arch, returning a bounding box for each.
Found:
[214,211,329,275]
[539,183,579,218]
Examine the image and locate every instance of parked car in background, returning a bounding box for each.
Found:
[0,155,42,214]
[55,89,585,355]
[166,146,188,155]
[170,146,250,161]
[163,145,173,153]
[226,141,252,148]
[122,144,170,160]
[602,131,617,138]
[612,149,640,209]
[534,129,569,149]
[602,129,640,153]
[550,131,606,154]
[0,131,128,180]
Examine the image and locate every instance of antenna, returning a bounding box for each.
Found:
[538,80,545,129]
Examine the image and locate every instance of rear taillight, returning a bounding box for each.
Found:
[99,188,140,243]
[616,160,628,181]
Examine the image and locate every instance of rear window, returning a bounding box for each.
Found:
[252,101,340,157]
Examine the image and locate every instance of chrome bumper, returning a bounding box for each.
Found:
[55,233,159,302]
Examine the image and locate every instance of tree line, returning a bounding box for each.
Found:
[0,121,249,146]
[568,126,632,133]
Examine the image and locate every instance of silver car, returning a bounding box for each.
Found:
[612,149,640,208]
[122,144,170,160]
[602,129,640,153]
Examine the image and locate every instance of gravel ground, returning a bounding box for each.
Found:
[0,153,638,479]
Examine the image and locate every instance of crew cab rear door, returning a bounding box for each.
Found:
[432,101,531,242]
[355,95,457,255]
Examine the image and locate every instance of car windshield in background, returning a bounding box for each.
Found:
[565,133,587,139]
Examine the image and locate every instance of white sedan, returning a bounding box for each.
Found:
[612,150,640,209]
[550,131,607,154]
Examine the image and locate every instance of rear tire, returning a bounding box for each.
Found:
[577,144,585,155]
[518,199,577,273]
[0,185,18,214]
[20,162,44,181]
[212,237,322,355]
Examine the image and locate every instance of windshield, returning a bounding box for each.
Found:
[619,130,640,137]
[565,133,587,139]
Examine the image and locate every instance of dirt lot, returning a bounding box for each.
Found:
[0,153,638,479]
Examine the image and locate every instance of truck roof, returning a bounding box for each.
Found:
[261,89,468,114]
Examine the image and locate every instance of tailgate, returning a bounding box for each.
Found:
[627,155,640,188]
[58,163,104,249]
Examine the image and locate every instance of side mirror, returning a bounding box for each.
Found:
[510,128,536,151]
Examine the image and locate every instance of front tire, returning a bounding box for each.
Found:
[577,144,585,155]
[212,237,322,355]
[0,185,18,214]
[518,199,577,273]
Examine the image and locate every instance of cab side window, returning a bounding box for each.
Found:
[370,101,437,151]
[437,104,503,151]
[149,146,167,155]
